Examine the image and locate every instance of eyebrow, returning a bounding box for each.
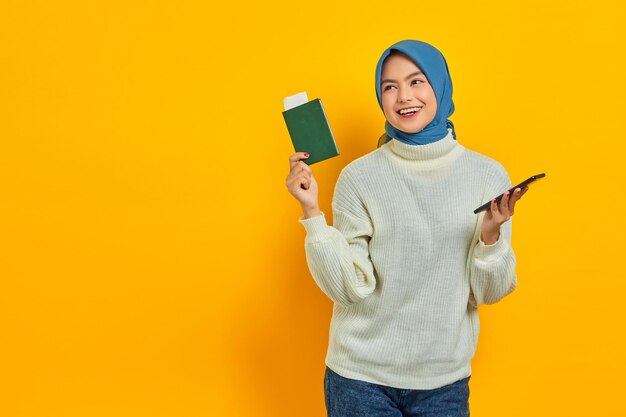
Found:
[381,71,425,85]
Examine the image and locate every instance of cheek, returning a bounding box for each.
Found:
[381,96,395,117]
[425,96,437,113]
[422,87,437,108]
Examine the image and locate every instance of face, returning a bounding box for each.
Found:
[380,53,437,134]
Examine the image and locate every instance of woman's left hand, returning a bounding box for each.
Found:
[480,186,529,245]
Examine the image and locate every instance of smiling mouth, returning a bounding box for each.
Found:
[397,106,422,116]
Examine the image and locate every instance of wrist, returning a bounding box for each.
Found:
[480,231,500,245]
[302,205,322,219]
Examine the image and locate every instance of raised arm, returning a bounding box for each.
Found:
[296,168,376,306]
[469,166,528,307]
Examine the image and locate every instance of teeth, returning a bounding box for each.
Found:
[399,107,422,115]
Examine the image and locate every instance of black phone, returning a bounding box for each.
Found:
[473,173,546,214]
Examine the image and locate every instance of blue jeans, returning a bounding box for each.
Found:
[324,367,470,417]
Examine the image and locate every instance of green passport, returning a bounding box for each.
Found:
[282,98,340,165]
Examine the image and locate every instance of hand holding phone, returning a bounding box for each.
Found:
[473,173,545,214]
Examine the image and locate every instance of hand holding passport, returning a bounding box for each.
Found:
[282,92,340,165]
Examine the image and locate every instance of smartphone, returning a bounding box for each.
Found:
[473,173,546,214]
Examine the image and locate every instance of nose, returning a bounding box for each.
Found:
[397,86,413,103]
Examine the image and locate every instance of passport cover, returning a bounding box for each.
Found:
[282,98,339,165]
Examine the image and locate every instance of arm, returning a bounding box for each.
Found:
[468,167,518,307]
[298,171,376,307]
[469,215,516,307]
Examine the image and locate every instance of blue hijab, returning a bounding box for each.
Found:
[375,40,456,145]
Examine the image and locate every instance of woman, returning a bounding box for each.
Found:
[285,40,528,417]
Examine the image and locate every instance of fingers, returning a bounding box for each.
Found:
[489,191,512,223]
[508,186,529,215]
[289,152,310,169]
[489,183,532,223]
[490,197,499,216]
[287,152,314,192]
[286,172,310,191]
[300,170,312,190]
[286,169,312,190]
[298,160,313,176]
[500,190,511,216]
[508,188,522,214]
[286,158,314,192]
[482,185,530,242]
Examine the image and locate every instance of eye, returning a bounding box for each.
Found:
[383,84,397,91]
[411,79,423,86]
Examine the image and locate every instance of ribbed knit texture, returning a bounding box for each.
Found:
[298,128,517,390]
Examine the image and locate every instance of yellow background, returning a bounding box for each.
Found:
[1,1,624,416]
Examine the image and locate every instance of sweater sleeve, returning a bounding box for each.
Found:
[298,170,376,306]
[468,166,517,307]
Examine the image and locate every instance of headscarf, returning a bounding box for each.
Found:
[375,40,456,145]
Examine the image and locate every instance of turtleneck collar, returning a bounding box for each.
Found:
[383,128,463,166]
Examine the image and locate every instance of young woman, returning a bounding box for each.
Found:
[285,40,529,417]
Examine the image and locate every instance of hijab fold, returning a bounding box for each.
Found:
[375,40,456,145]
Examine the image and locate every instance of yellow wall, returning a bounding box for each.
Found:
[1,1,624,415]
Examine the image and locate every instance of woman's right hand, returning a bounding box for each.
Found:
[286,152,321,218]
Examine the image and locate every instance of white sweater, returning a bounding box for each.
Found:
[298,128,517,390]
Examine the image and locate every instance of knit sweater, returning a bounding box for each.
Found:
[298,128,517,390]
